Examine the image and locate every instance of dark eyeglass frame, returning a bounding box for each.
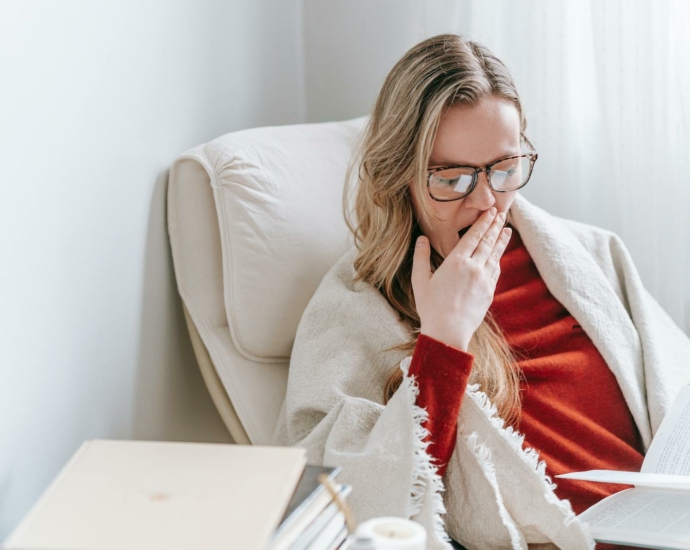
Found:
[426,134,539,202]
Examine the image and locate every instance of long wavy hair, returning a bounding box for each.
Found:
[343,34,525,425]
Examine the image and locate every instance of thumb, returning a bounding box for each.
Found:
[411,236,431,292]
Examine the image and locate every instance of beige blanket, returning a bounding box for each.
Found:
[272,194,690,549]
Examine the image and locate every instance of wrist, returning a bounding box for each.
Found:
[419,327,470,352]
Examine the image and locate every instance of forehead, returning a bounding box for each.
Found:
[429,97,521,166]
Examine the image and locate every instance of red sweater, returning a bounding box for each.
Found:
[408,226,646,548]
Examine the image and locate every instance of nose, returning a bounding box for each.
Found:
[465,171,497,210]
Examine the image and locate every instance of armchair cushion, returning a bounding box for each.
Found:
[185,117,366,361]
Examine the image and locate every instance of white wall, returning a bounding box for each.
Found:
[303,0,419,122]
[0,0,304,539]
[302,0,460,123]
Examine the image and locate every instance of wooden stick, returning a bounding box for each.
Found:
[318,473,357,534]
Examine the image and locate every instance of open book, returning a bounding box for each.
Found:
[556,384,690,550]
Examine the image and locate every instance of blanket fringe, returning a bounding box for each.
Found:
[400,356,451,545]
[465,432,526,550]
[465,384,581,529]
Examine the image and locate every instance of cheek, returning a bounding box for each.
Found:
[411,189,447,224]
[427,203,458,229]
[415,202,457,243]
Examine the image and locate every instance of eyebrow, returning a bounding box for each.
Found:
[428,149,521,168]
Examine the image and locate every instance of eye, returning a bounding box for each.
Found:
[439,175,462,185]
[428,168,475,200]
[489,157,531,191]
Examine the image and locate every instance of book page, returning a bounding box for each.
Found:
[642,385,690,475]
[580,488,690,548]
[556,470,690,490]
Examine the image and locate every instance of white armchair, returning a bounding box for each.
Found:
[167,117,367,444]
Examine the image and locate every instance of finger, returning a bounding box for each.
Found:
[452,207,497,258]
[485,227,512,273]
[491,262,501,285]
[472,211,506,263]
[411,235,432,293]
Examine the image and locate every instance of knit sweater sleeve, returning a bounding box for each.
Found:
[408,333,474,478]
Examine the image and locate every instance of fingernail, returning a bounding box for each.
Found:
[416,237,425,247]
[489,207,497,216]
[498,212,506,222]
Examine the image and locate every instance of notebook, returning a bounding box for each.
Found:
[273,465,340,540]
[291,486,352,550]
[270,482,351,550]
[3,439,307,550]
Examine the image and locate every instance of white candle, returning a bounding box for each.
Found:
[354,517,427,550]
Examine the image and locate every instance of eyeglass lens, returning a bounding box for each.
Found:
[429,156,532,201]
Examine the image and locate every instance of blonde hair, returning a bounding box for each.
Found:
[343,34,525,425]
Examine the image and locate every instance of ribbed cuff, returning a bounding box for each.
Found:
[408,333,474,477]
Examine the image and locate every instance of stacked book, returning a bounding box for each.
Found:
[268,465,352,550]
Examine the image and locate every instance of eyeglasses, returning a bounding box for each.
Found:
[426,135,538,202]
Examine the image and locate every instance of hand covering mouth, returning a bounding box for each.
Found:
[457,215,509,239]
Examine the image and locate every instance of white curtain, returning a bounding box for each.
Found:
[414,0,690,334]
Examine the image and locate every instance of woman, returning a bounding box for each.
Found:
[271,34,690,549]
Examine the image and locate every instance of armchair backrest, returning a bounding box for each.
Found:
[167,117,367,444]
